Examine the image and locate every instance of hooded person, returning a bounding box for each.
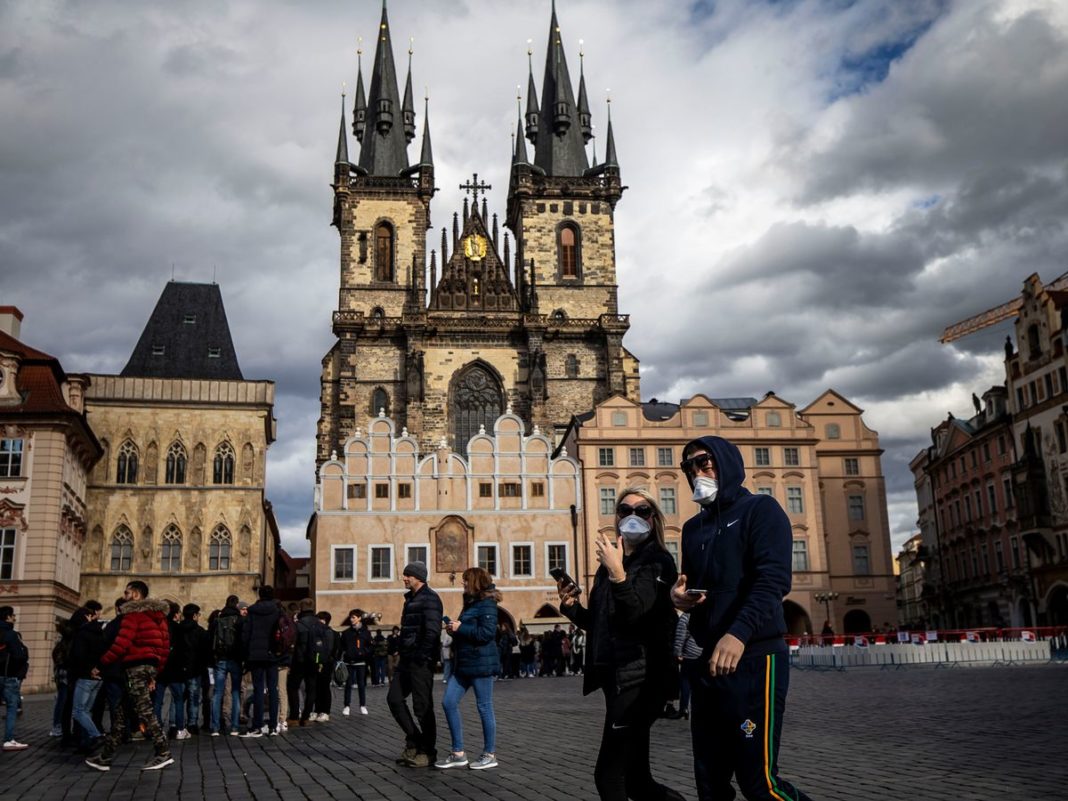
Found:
[670,436,812,801]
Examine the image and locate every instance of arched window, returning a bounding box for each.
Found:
[160,525,182,572]
[371,306,385,320]
[209,525,232,571]
[116,441,138,484]
[110,526,133,571]
[565,354,579,379]
[371,387,390,417]
[826,423,841,440]
[165,442,187,484]
[450,362,503,457]
[213,442,235,485]
[374,222,394,282]
[1028,324,1041,359]
[557,223,581,279]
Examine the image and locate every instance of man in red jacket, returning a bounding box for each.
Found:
[85,580,173,772]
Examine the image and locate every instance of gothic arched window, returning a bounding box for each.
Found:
[557,223,581,280]
[209,525,232,571]
[165,442,187,484]
[116,441,138,485]
[374,222,395,282]
[161,525,182,572]
[565,354,579,379]
[371,387,390,417]
[213,442,235,485]
[450,363,503,457]
[110,526,133,571]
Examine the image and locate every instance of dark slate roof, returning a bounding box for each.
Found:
[713,397,759,410]
[357,3,411,176]
[533,4,590,176]
[121,282,243,380]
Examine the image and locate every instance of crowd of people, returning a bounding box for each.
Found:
[3,433,815,800]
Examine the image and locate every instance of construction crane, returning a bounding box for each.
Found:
[939,271,1068,343]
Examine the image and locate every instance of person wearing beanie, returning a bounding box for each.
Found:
[387,561,442,768]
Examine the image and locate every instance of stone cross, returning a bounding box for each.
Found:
[459,173,492,205]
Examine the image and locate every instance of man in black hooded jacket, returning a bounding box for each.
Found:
[671,435,812,801]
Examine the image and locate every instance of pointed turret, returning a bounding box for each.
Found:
[402,43,417,144]
[533,1,589,176]
[525,46,540,145]
[603,99,619,169]
[335,95,349,165]
[418,97,433,167]
[357,1,410,176]
[513,97,530,166]
[352,42,367,143]
[577,45,592,144]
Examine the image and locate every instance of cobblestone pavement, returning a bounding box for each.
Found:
[2,664,1066,800]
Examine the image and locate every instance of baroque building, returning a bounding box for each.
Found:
[561,390,898,635]
[0,306,101,692]
[81,282,279,615]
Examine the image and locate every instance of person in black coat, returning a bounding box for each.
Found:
[240,586,282,736]
[559,487,685,801]
[68,607,107,750]
[340,609,373,716]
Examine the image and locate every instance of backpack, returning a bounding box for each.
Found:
[305,620,331,666]
[1,630,28,679]
[213,614,240,660]
[271,612,297,658]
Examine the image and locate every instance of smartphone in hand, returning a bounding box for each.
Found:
[442,616,452,626]
[550,567,581,595]
[684,589,707,598]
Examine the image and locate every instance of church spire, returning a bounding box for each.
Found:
[352,39,367,143]
[577,41,592,144]
[603,95,618,169]
[335,92,349,164]
[402,39,417,144]
[513,91,529,165]
[357,0,411,176]
[418,95,433,167]
[525,41,539,145]
[533,1,589,175]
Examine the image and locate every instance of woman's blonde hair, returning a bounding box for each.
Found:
[615,486,668,552]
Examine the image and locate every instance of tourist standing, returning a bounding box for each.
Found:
[209,596,244,736]
[340,609,372,716]
[1,606,29,751]
[241,585,283,738]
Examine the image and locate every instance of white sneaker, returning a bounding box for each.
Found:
[260,725,270,735]
[342,706,350,716]
[318,713,329,722]
[176,729,191,740]
[3,740,29,751]
[280,721,288,732]
[359,706,368,715]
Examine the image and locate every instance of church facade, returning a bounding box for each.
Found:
[311,3,636,625]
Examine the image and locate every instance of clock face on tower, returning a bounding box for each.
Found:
[462,234,487,262]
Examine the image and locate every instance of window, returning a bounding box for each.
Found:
[755,447,770,467]
[693,411,709,427]
[784,448,800,467]
[375,483,390,499]
[348,483,367,500]
[792,540,809,572]
[657,447,673,467]
[0,439,23,478]
[757,487,773,497]
[611,412,626,426]
[334,547,355,580]
[786,487,804,514]
[565,354,579,379]
[370,545,393,580]
[558,223,580,279]
[372,387,389,417]
[981,543,990,575]
[852,544,871,575]
[987,484,997,517]
[547,543,568,574]
[1027,323,1040,359]
[825,424,840,440]
[374,222,394,282]
[110,527,133,571]
[848,494,865,521]
[116,440,139,484]
[511,544,533,578]
[970,450,978,469]
[982,442,991,462]
[451,363,502,458]
[406,545,428,567]
[1047,373,1055,400]
[207,347,221,359]
[665,540,679,567]
[0,528,16,579]
[600,488,615,516]
[1003,476,1013,508]
[213,442,235,485]
[659,487,677,515]
[183,313,197,324]
[598,447,615,467]
[974,489,983,519]
[629,448,645,467]
[994,540,1004,572]
[479,482,493,498]
[766,411,782,427]
[499,482,521,497]
[151,344,165,356]
[963,496,972,523]
[844,458,859,476]
[209,526,232,571]
[531,481,545,497]
[398,483,412,499]
[1011,537,1020,569]
[160,526,182,572]
[971,548,979,576]
[477,544,498,576]
[164,442,187,484]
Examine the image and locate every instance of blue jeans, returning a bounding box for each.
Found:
[3,677,21,741]
[51,676,67,729]
[250,663,279,730]
[373,656,387,685]
[153,681,186,730]
[72,678,103,741]
[441,673,496,755]
[184,677,202,729]
[211,660,242,733]
[442,659,454,684]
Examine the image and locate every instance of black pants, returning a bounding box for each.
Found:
[314,666,332,714]
[387,660,436,758]
[594,678,681,801]
[286,667,316,721]
[691,652,812,801]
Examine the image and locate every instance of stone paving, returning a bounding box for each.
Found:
[2,664,1067,800]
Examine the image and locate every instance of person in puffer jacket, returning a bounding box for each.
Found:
[559,486,685,801]
[85,580,173,773]
[435,567,501,771]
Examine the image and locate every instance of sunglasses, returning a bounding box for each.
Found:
[680,453,716,474]
[617,503,654,520]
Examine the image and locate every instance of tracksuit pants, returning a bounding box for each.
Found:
[691,652,812,801]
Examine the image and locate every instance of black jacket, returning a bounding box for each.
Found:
[399,584,443,665]
[68,619,107,681]
[341,626,373,664]
[0,619,28,679]
[680,435,791,658]
[562,538,678,696]
[242,599,282,664]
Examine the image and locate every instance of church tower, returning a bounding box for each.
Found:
[318,1,639,467]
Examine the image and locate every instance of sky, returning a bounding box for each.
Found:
[3,0,1067,558]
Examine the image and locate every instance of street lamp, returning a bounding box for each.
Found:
[814,591,840,629]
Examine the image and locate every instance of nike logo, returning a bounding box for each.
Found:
[611,724,629,730]
[726,520,739,528]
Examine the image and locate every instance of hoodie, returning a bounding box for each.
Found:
[680,435,791,658]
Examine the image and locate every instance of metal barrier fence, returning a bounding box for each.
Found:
[793,641,1052,670]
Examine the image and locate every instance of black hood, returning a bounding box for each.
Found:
[682,435,747,506]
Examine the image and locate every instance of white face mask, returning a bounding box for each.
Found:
[692,476,719,506]
[618,514,652,544]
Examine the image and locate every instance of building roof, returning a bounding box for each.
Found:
[356,2,411,176]
[0,330,73,415]
[121,282,243,380]
[531,3,590,176]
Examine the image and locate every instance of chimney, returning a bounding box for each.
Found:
[0,306,23,340]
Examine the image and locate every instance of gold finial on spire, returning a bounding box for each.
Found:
[409,36,414,56]
[342,81,347,101]
[357,35,362,58]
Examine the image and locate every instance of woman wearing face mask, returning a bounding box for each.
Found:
[558,487,685,801]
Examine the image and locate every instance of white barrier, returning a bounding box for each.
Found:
[794,641,1052,669]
